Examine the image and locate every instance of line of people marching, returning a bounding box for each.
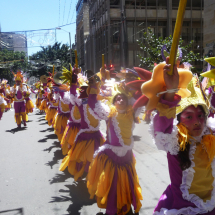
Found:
[1,46,215,214]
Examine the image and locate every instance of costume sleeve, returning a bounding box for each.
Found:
[149,94,181,155]
[88,87,110,120]
[31,89,37,94]
[10,87,15,94]
[61,91,71,104]
[70,84,81,106]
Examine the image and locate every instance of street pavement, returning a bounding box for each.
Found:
[0,104,170,215]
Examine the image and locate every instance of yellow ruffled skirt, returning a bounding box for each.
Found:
[0,103,5,120]
[45,107,58,126]
[26,99,34,114]
[36,98,42,109]
[61,122,80,155]
[87,150,142,215]
[54,113,70,141]
[5,102,11,110]
[39,99,48,111]
[60,130,105,181]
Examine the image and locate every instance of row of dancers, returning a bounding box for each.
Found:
[1,50,215,214]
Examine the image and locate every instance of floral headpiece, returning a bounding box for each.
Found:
[1,79,8,85]
[176,77,209,115]
[13,71,23,82]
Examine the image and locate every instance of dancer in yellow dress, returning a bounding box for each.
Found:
[59,71,105,181]
[86,74,143,215]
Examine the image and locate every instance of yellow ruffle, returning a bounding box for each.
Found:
[39,99,48,111]
[87,153,142,214]
[202,134,215,168]
[26,99,34,114]
[156,102,176,119]
[6,103,11,109]
[15,113,22,125]
[45,108,58,126]
[54,114,69,141]
[61,125,80,155]
[36,98,42,109]
[60,136,104,181]
[0,104,5,113]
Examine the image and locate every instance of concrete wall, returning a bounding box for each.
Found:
[204,0,215,55]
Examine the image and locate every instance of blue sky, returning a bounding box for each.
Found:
[0,0,77,56]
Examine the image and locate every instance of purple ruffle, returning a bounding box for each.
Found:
[97,149,137,215]
[0,110,3,120]
[73,130,104,173]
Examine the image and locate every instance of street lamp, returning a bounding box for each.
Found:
[56,27,72,64]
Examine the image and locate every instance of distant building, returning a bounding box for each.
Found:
[0,32,28,56]
[76,0,90,70]
[204,0,215,57]
[85,0,203,72]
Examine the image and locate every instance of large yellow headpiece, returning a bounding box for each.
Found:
[176,78,209,115]
[13,71,23,82]
[109,83,132,104]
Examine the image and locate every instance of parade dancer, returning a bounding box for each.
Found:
[59,70,105,181]
[59,69,84,156]
[45,90,59,126]
[39,75,50,113]
[86,74,143,215]
[51,73,71,142]
[10,71,27,128]
[147,57,215,215]
[23,83,34,114]
[33,81,43,111]
[0,88,7,120]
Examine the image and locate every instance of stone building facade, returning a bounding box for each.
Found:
[204,0,215,57]
[81,0,204,72]
[76,0,90,70]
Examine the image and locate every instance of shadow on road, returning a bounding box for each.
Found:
[50,181,96,215]
[35,112,45,116]
[45,149,64,169]
[49,169,71,184]
[44,141,59,152]
[40,127,54,133]
[6,127,27,134]
[39,122,48,125]
[0,207,24,214]
[133,135,141,141]
[38,134,58,142]
[37,118,46,122]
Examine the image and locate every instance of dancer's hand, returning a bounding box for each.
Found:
[163,57,179,101]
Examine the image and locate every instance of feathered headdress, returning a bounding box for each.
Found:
[13,71,23,82]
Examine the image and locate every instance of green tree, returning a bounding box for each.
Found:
[29,42,75,78]
[0,49,29,84]
[137,28,202,72]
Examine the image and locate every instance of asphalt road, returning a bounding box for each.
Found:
[0,104,170,215]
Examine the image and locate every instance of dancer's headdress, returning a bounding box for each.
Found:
[13,71,23,82]
[176,77,209,115]
[201,57,215,88]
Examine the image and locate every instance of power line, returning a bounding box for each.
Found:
[62,0,67,25]
[0,22,76,33]
[70,2,76,23]
[67,0,73,24]
[58,0,61,26]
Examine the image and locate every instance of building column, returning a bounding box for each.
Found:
[107,0,112,67]
[167,0,172,36]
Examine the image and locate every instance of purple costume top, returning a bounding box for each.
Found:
[56,91,70,115]
[207,87,215,118]
[150,95,215,215]
[70,85,101,142]
[10,85,27,102]
[87,90,142,158]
